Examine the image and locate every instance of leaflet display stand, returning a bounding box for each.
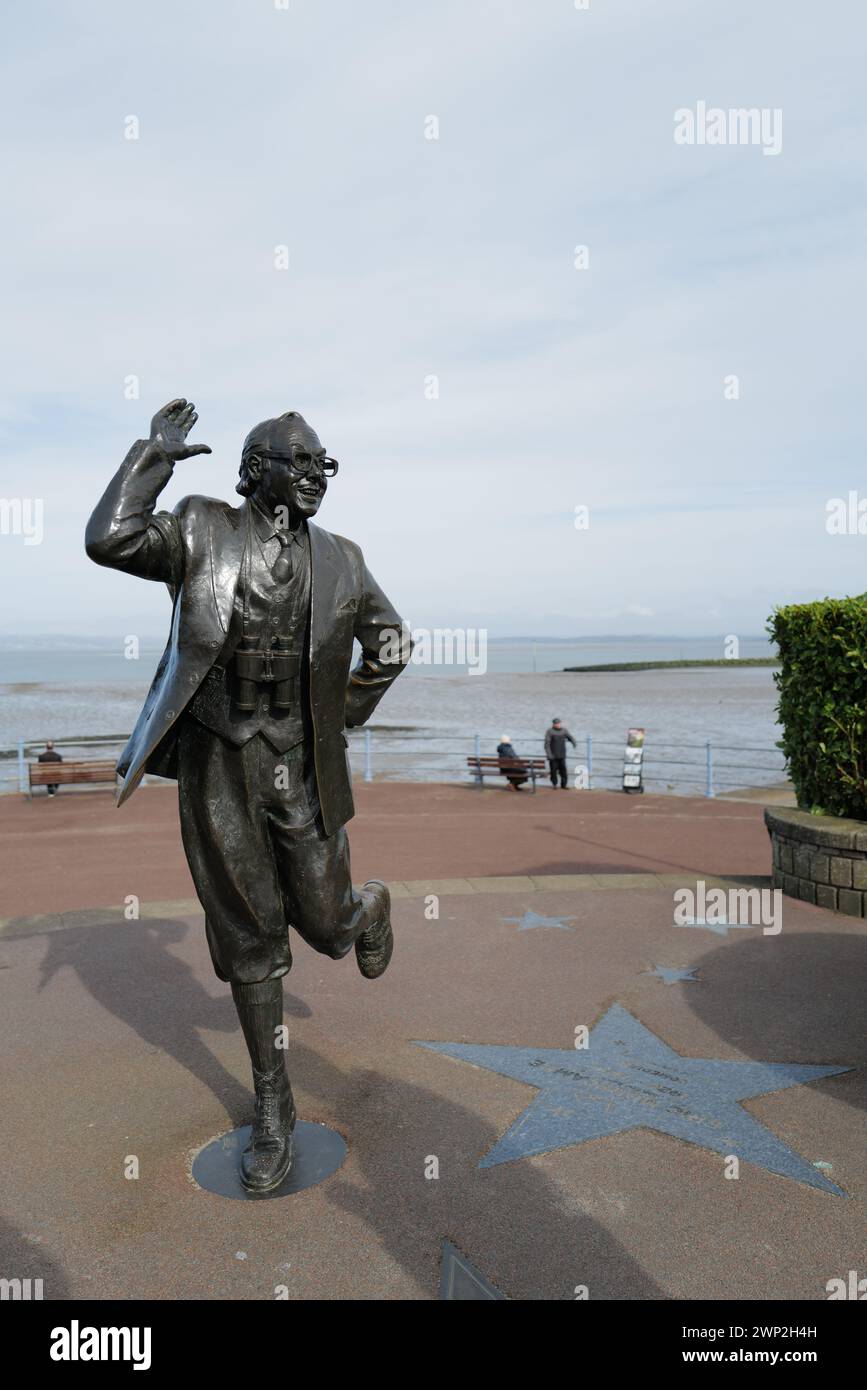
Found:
[622,727,645,794]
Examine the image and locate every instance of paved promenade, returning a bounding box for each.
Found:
[0,783,863,1299]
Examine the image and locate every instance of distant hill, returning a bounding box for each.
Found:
[564,658,779,673]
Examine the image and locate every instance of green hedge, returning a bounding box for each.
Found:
[768,596,867,818]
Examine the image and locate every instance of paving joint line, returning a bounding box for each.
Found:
[0,872,772,939]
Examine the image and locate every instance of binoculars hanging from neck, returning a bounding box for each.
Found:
[234,636,300,711]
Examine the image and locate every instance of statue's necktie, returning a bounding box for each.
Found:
[272,532,293,583]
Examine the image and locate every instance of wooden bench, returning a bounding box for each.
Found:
[466,756,548,793]
[28,760,119,798]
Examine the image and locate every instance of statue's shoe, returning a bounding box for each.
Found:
[355,880,393,979]
[240,1065,296,1193]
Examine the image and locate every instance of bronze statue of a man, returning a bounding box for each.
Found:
[86,399,409,1191]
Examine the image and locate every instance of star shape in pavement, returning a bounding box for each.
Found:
[676,915,752,938]
[416,1005,851,1193]
[502,909,577,931]
[439,1241,506,1300]
[645,965,699,985]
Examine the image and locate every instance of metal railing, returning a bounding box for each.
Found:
[344,729,785,798]
[2,729,788,798]
[0,734,129,794]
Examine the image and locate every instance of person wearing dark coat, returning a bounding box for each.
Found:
[496,735,529,790]
[38,741,63,795]
[544,718,576,788]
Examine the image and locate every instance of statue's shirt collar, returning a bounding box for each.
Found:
[249,498,305,547]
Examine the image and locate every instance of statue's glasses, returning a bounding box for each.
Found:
[259,450,339,478]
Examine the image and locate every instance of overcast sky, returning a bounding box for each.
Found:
[1,0,865,640]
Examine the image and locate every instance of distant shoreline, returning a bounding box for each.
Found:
[563,658,780,673]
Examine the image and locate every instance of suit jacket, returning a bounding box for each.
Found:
[85,439,410,834]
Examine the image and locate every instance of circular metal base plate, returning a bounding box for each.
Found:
[191,1121,348,1201]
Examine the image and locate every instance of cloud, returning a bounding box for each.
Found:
[1,0,864,637]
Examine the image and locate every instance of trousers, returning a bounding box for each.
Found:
[175,716,374,984]
[548,756,568,787]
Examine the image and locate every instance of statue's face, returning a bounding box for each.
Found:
[251,419,329,520]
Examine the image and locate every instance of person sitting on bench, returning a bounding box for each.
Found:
[496,735,529,790]
[37,740,63,796]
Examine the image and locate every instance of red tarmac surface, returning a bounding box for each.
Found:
[1,781,771,920]
[0,782,864,1300]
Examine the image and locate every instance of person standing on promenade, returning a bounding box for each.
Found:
[544,717,575,789]
[38,740,63,796]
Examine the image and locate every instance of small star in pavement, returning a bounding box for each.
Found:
[502,910,577,931]
[439,1240,506,1300]
[676,915,752,938]
[645,965,699,985]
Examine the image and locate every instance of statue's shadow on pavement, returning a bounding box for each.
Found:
[37,915,310,1127]
[34,913,664,1299]
[274,1037,666,1300]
